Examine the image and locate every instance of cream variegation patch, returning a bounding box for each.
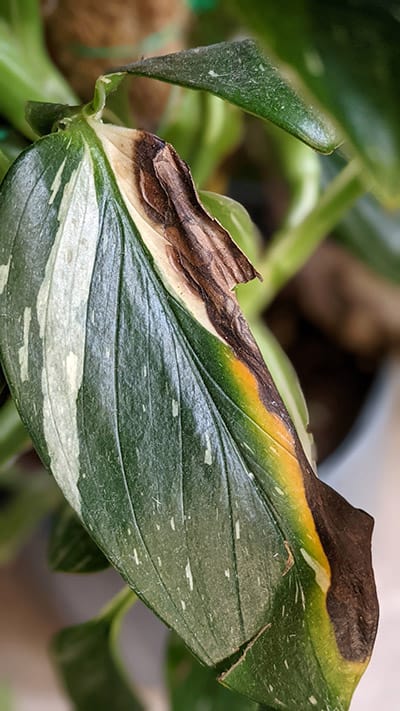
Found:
[37,144,99,513]
[89,121,222,341]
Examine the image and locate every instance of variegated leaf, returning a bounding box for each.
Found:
[0,112,378,710]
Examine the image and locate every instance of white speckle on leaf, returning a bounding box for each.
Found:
[170,516,176,531]
[133,548,140,565]
[172,398,179,417]
[181,599,186,611]
[247,471,255,481]
[204,432,212,465]
[157,556,162,567]
[225,569,230,579]
[235,520,241,540]
[284,659,289,669]
[65,351,79,392]
[48,158,67,205]
[208,69,219,77]
[185,560,194,591]
[127,527,132,536]
[309,697,318,706]
[275,486,285,496]
[18,307,32,382]
[304,49,325,76]
[300,548,330,593]
[37,145,99,513]
[0,258,11,295]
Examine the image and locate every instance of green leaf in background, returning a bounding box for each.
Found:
[0,111,378,709]
[159,89,242,188]
[0,683,13,711]
[112,39,339,153]
[0,399,31,472]
[52,588,143,711]
[0,469,60,564]
[0,125,28,167]
[321,153,400,284]
[0,0,77,138]
[198,190,262,266]
[0,149,10,183]
[49,504,110,573]
[264,123,321,230]
[167,633,260,710]
[233,0,400,205]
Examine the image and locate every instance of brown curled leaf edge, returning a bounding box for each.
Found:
[0,112,378,711]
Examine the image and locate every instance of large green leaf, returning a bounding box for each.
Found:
[112,39,338,153]
[49,504,110,573]
[52,588,143,711]
[167,632,261,710]
[0,112,378,709]
[233,0,400,204]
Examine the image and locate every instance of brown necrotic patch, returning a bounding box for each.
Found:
[133,131,286,415]
[133,130,379,664]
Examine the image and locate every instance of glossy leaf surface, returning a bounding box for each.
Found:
[233,0,400,204]
[0,115,377,709]
[49,504,110,573]
[52,589,142,711]
[113,39,338,153]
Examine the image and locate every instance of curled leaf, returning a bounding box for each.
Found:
[0,111,377,709]
[109,39,338,153]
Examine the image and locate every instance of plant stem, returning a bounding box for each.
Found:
[101,586,137,623]
[241,160,366,317]
[0,399,31,472]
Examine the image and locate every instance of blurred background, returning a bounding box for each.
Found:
[1,0,399,709]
